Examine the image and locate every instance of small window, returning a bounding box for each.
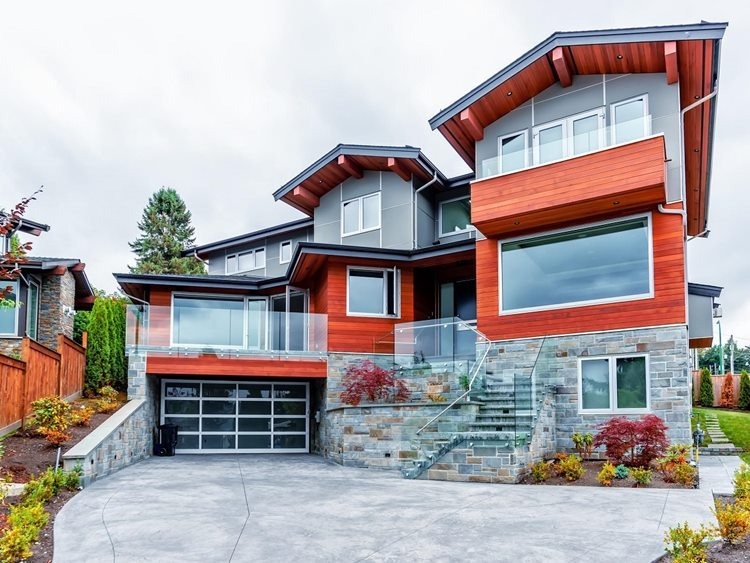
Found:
[439,198,472,236]
[611,96,649,145]
[279,241,293,264]
[347,268,398,317]
[579,355,649,413]
[26,281,40,340]
[342,193,381,236]
[226,247,265,274]
[0,280,18,335]
[498,130,528,173]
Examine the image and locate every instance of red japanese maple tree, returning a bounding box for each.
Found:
[340,359,411,406]
[592,414,669,467]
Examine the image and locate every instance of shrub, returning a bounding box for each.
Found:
[699,367,714,407]
[631,467,653,487]
[713,499,750,544]
[733,463,750,499]
[597,461,616,486]
[427,393,447,403]
[99,385,119,403]
[673,463,697,487]
[69,405,95,426]
[571,432,594,458]
[340,360,411,406]
[22,467,80,505]
[720,373,735,408]
[38,428,71,447]
[557,454,585,482]
[0,501,48,561]
[31,395,71,433]
[530,460,550,483]
[739,370,750,410]
[664,521,712,563]
[458,375,470,391]
[593,414,669,467]
[614,464,629,480]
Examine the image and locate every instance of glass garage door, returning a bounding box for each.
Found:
[161,380,309,453]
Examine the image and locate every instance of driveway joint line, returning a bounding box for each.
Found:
[229,456,252,563]
[101,492,117,563]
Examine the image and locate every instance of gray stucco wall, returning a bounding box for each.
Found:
[688,293,714,342]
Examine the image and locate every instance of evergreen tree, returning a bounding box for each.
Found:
[129,187,204,274]
[85,297,112,390]
[739,370,750,411]
[719,373,735,408]
[699,367,714,407]
[73,310,90,345]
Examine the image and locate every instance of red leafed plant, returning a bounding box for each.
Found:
[720,373,735,408]
[340,360,411,406]
[593,414,669,467]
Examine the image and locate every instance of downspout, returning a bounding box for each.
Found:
[192,249,209,267]
[413,173,439,249]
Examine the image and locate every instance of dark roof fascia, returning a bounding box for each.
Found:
[14,258,95,301]
[113,273,288,293]
[0,214,51,236]
[272,144,448,202]
[444,173,475,189]
[428,22,728,130]
[185,218,314,256]
[688,282,723,298]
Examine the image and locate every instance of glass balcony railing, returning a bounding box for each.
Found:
[126,304,327,359]
[478,113,671,180]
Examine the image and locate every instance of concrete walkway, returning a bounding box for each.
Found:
[54,455,741,563]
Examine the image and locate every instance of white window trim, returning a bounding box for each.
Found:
[577,354,651,414]
[610,94,650,145]
[225,247,266,274]
[346,266,400,318]
[497,212,655,315]
[25,279,40,340]
[532,107,606,165]
[0,280,20,336]
[341,192,381,237]
[279,240,293,264]
[497,129,529,174]
[438,196,474,238]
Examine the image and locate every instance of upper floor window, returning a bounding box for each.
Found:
[279,241,293,264]
[439,197,472,237]
[497,130,528,174]
[347,267,398,317]
[226,247,265,274]
[611,95,650,145]
[342,193,380,236]
[0,280,18,335]
[533,108,605,165]
[499,216,652,313]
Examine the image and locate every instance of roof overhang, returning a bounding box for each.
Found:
[0,214,51,237]
[16,258,95,310]
[688,282,723,298]
[185,218,314,258]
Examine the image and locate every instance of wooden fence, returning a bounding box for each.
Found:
[0,334,87,436]
[692,370,741,407]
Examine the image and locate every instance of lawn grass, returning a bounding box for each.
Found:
[694,407,750,464]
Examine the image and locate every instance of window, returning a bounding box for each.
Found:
[580,355,649,413]
[26,281,40,340]
[172,295,245,347]
[226,248,265,274]
[497,130,528,173]
[611,96,649,145]
[0,280,18,335]
[279,241,293,264]
[500,216,652,312]
[347,268,398,317]
[342,193,380,236]
[439,197,472,236]
[533,108,605,165]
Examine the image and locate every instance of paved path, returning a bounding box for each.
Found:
[54,455,740,563]
[701,412,743,454]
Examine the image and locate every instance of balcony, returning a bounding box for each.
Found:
[472,115,667,237]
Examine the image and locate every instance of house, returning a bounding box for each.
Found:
[115,22,727,483]
[0,217,95,357]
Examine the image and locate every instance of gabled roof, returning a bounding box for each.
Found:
[272,144,447,216]
[186,218,313,257]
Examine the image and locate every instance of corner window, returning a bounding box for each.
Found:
[500,216,651,313]
[611,95,650,145]
[342,193,380,236]
[497,130,528,173]
[26,281,40,340]
[0,280,18,335]
[439,197,472,236]
[347,268,398,317]
[580,355,649,413]
[279,241,293,264]
[226,248,265,274]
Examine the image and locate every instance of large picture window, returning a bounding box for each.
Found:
[0,280,18,335]
[347,267,398,317]
[342,193,380,236]
[579,355,649,413]
[172,295,245,347]
[439,197,472,236]
[500,216,651,312]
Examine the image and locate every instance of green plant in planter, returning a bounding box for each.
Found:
[458,374,470,392]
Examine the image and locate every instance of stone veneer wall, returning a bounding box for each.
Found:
[38,270,75,350]
[0,339,22,358]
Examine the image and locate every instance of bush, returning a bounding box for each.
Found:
[699,367,714,407]
[597,461,616,486]
[530,460,550,483]
[631,467,653,487]
[720,373,735,408]
[614,464,629,480]
[713,500,750,544]
[739,370,750,411]
[22,467,81,505]
[0,501,49,561]
[69,405,95,426]
[593,414,669,467]
[557,454,585,482]
[734,463,750,499]
[340,360,411,406]
[85,296,127,391]
[571,432,593,458]
[95,385,121,414]
[38,428,71,446]
[31,395,71,433]
[664,521,712,563]
[673,463,697,487]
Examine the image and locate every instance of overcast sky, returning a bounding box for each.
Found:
[1,1,746,345]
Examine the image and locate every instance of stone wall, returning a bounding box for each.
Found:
[38,270,75,350]
[0,338,22,358]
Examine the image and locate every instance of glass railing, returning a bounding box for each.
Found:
[126,304,327,359]
[478,113,672,180]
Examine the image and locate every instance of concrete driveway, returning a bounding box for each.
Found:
[54,455,731,563]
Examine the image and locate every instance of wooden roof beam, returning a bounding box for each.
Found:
[292,186,320,209]
[665,41,678,85]
[387,158,411,181]
[552,47,573,88]
[459,108,484,141]
[337,155,363,179]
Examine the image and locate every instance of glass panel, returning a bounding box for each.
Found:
[362,194,380,230]
[500,133,526,172]
[349,270,385,315]
[164,400,199,415]
[201,434,236,449]
[342,199,360,234]
[616,357,647,409]
[164,383,200,398]
[288,292,307,351]
[26,283,39,339]
[274,418,306,432]
[581,359,610,410]
[270,296,286,350]
[572,114,600,154]
[176,434,199,449]
[238,251,255,271]
[274,401,306,415]
[238,384,272,399]
[239,401,272,415]
[226,255,238,274]
[614,99,645,144]
[440,199,471,235]
[280,242,292,263]
[274,385,306,399]
[202,417,236,432]
[0,281,18,334]
[202,383,237,398]
[202,400,236,415]
[238,418,271,431]
[255,248,265,269]
[274,435,306,449]
[247,299,267,350]
[238,435,272,449]
[173,296,244,347]
[538,123,564,163]
[501,218,650,310]
[164,416,200,432]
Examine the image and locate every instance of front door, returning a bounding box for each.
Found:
[439,280,477,358]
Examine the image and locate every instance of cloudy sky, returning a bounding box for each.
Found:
[1,1,746,344]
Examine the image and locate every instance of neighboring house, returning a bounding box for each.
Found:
[116,22,727,482]
[0,218,95,357]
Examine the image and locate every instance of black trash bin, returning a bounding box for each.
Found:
[154,423,178,456]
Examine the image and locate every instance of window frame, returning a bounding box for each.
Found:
[496,129,529,174]
[610,94,650,145]
[0,280,19,336]
[497,212,654,315]
[532,107,605,165]
[26,279,40,340]
[577,353,651,414]
[438,196,473,237]
[346,266,400,318]
[225,247,266,274]
[279,240,293,264]
[341,192,381,237]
